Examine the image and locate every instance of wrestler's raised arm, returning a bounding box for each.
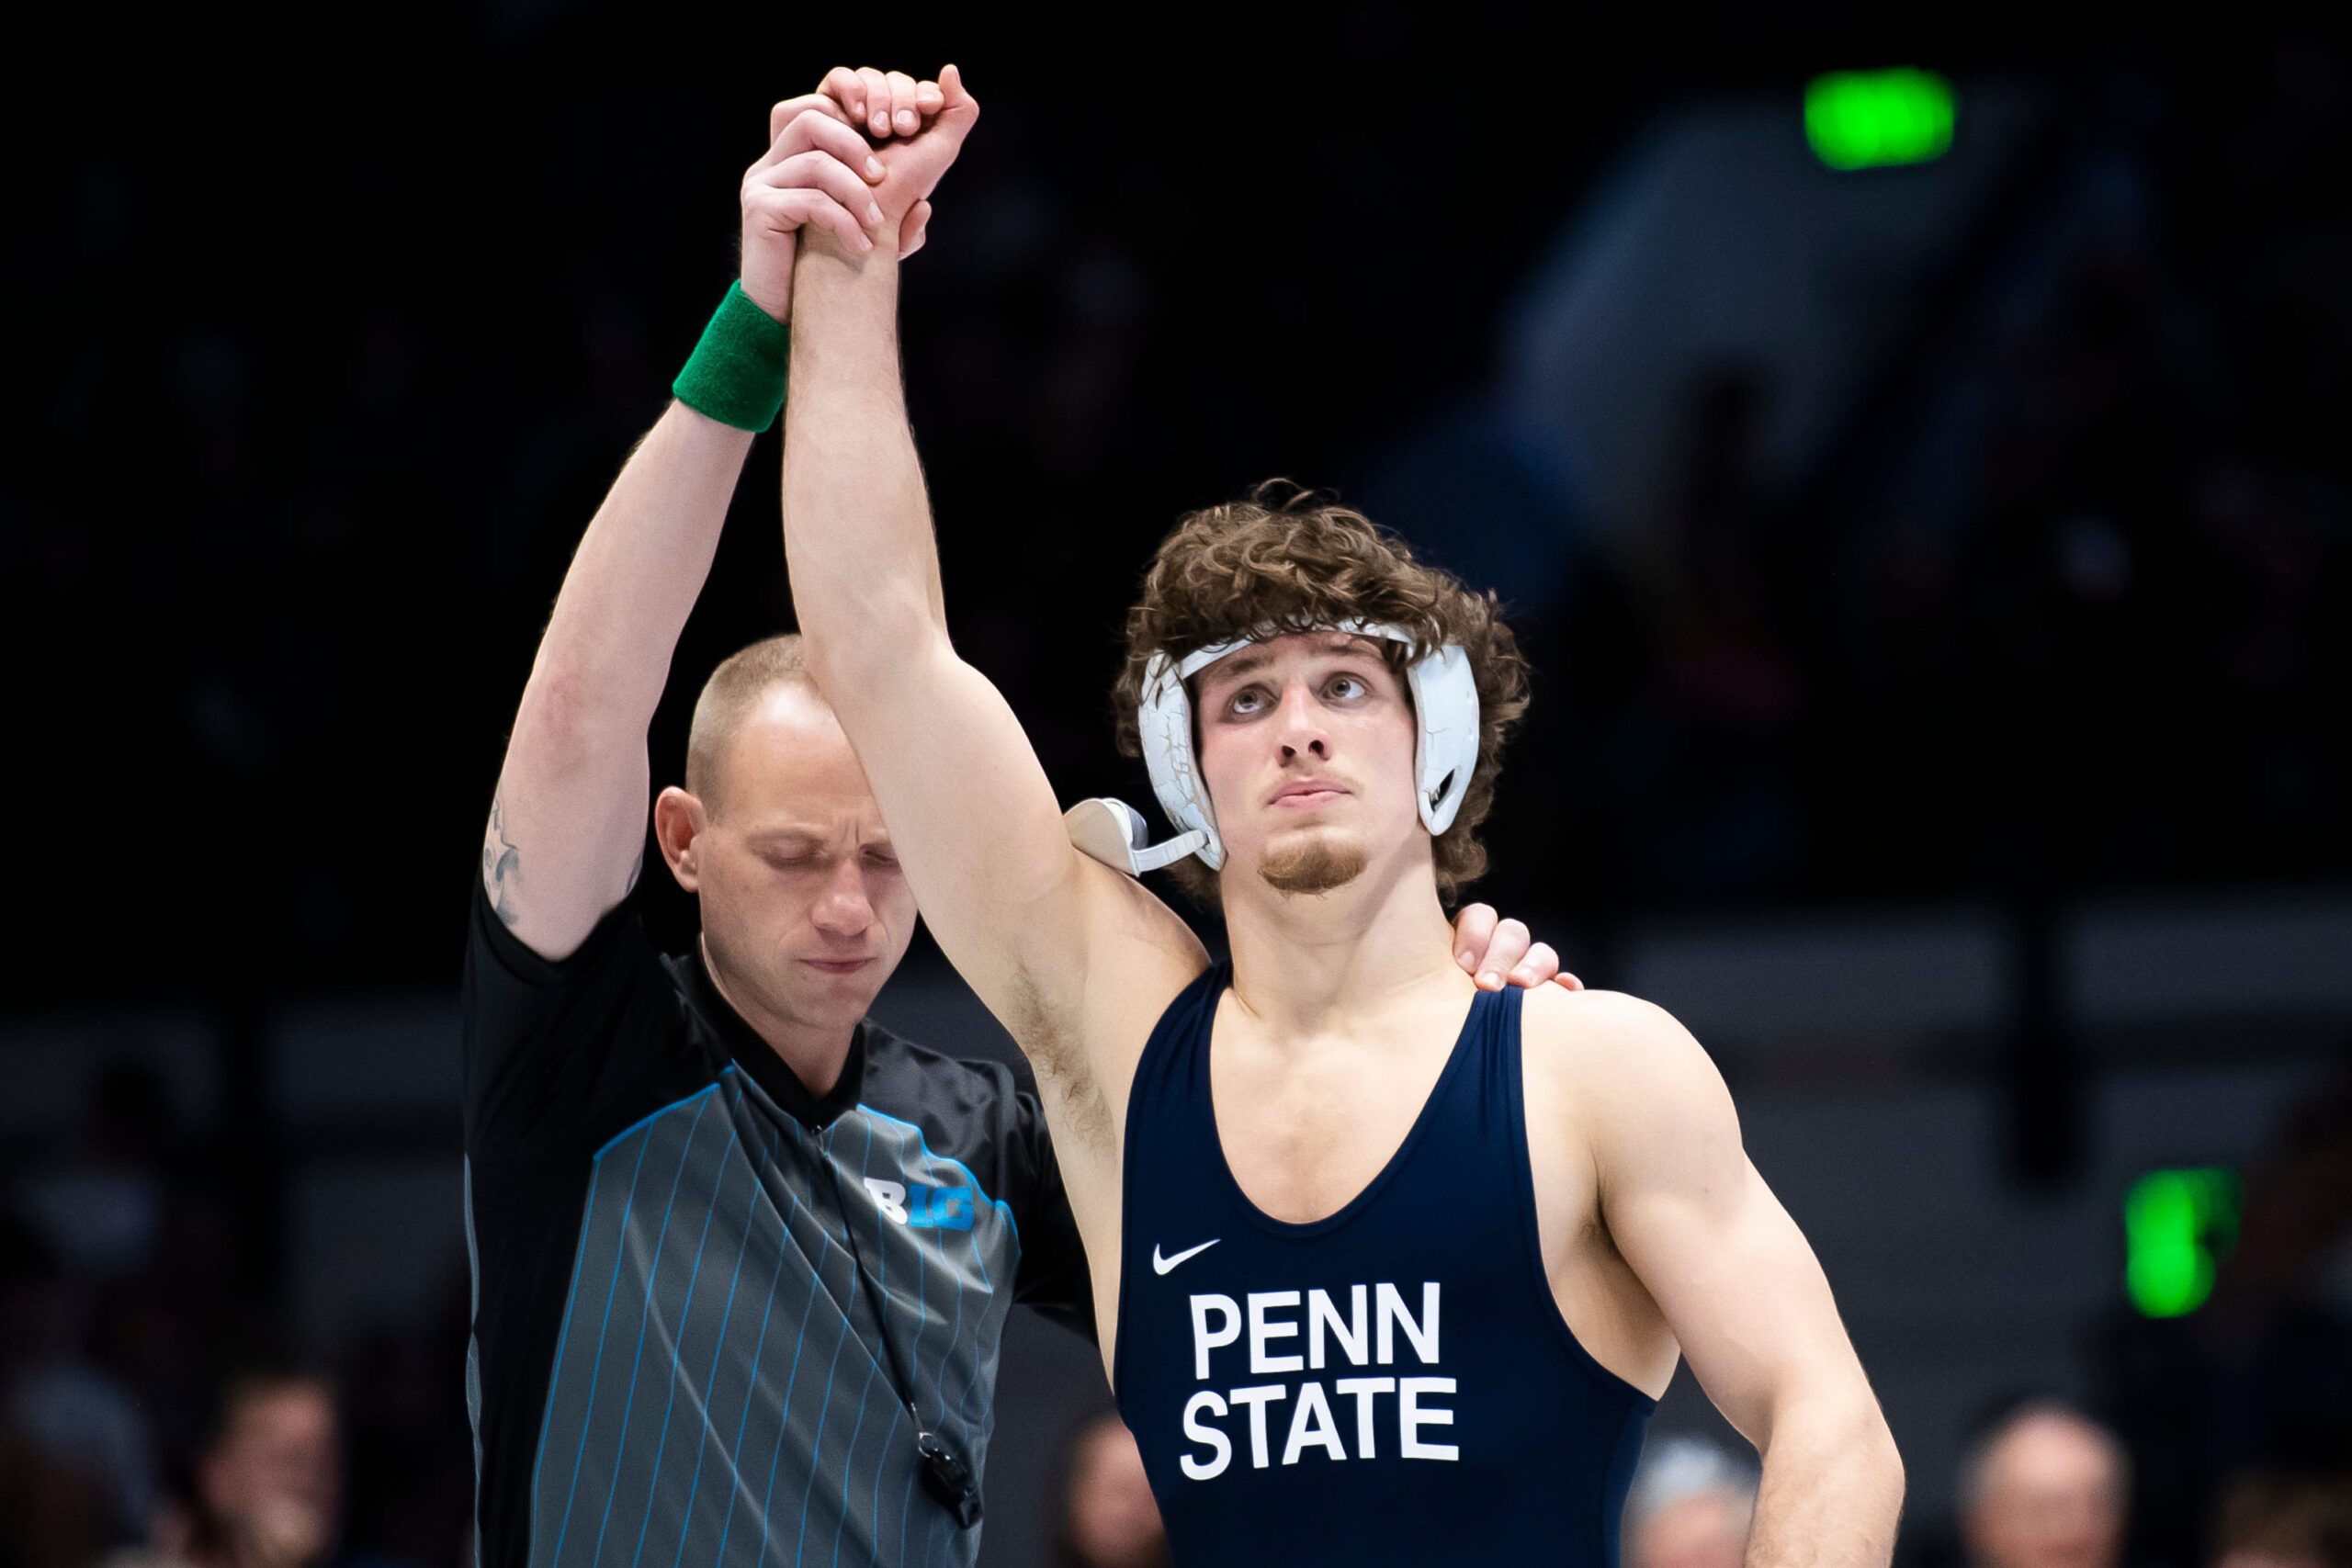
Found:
[779,68,1211,1158]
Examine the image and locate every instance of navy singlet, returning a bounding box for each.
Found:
[1112,961,1657,1564]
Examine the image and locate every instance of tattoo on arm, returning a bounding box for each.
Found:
[483,794,522,929]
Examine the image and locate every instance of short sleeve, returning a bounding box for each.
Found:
[461,877,684,1159]
[1007,1087,1097,1340]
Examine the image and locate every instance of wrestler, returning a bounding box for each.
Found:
[777,66,1903,1565]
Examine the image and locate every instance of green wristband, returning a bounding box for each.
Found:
[673,281,791,432]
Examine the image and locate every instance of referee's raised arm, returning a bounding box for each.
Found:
[481,85,919,960]
[481,398,748,957]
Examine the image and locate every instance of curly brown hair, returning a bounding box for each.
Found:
[1112,481,1530,904]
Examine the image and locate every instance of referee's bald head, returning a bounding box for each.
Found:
[686,634,828,811]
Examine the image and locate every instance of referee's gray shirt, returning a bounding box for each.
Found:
[461,882,1091,1568]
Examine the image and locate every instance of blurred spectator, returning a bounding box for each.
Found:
[1624,1434,1758,1568]
[1957,1401,2130,1568]
[2205,1472,2352,1568]
[115,1372,345,1568]
[1049,1412,1167,1568]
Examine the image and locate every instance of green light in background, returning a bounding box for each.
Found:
[1805,69,1956,170]
[2124,1168,2242,1318]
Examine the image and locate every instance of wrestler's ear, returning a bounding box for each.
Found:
[654,786,708,892]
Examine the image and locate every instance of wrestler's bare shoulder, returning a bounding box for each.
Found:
[1516,986,1731,1126]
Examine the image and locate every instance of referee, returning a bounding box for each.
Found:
[463,67,1567,1568]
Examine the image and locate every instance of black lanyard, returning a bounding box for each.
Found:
[819,1135,984,1530]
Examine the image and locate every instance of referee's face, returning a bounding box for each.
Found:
[673,684,918,1038]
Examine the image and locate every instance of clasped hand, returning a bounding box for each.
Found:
[738,63,979,320]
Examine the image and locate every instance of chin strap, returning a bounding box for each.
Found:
[1063,797,1207,878]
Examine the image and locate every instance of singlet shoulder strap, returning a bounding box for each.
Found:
[1156,957,1228,1048]
[1119,957,1236,1218]
[1125,957,1228,1115]
[1401,978,1527,1184]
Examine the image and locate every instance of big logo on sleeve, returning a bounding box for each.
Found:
[1177,1281,1455,1479]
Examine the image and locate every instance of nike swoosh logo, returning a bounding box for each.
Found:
[1152,1238,1220,1276]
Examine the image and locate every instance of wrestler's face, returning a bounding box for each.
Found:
[664,684,918,1034]
[1193,631,1424,897]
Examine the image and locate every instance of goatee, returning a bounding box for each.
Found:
[1258,836,1369,897]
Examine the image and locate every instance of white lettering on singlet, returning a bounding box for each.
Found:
[1398,1377,1459,1461]
[1248,1292,1302,1374]
[1191,1295,1240,1381]
[1376,1281,1440,1365]
[1178,1282,1455,1476]
[1180,1392,1231,1481]
[1281,1381,1346,1465]
[1308,1284,1367,1370]
[1228,1385,1287,1471]
[1333,1377,1394,1459]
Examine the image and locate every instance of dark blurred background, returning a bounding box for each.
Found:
[5,5,2348,1567]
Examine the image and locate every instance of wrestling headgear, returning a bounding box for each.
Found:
[1066,620,1480,877]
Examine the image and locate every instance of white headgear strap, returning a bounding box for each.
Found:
[1110,619,1478,874]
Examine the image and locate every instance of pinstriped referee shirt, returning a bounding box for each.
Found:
[460,884,1091,1568]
